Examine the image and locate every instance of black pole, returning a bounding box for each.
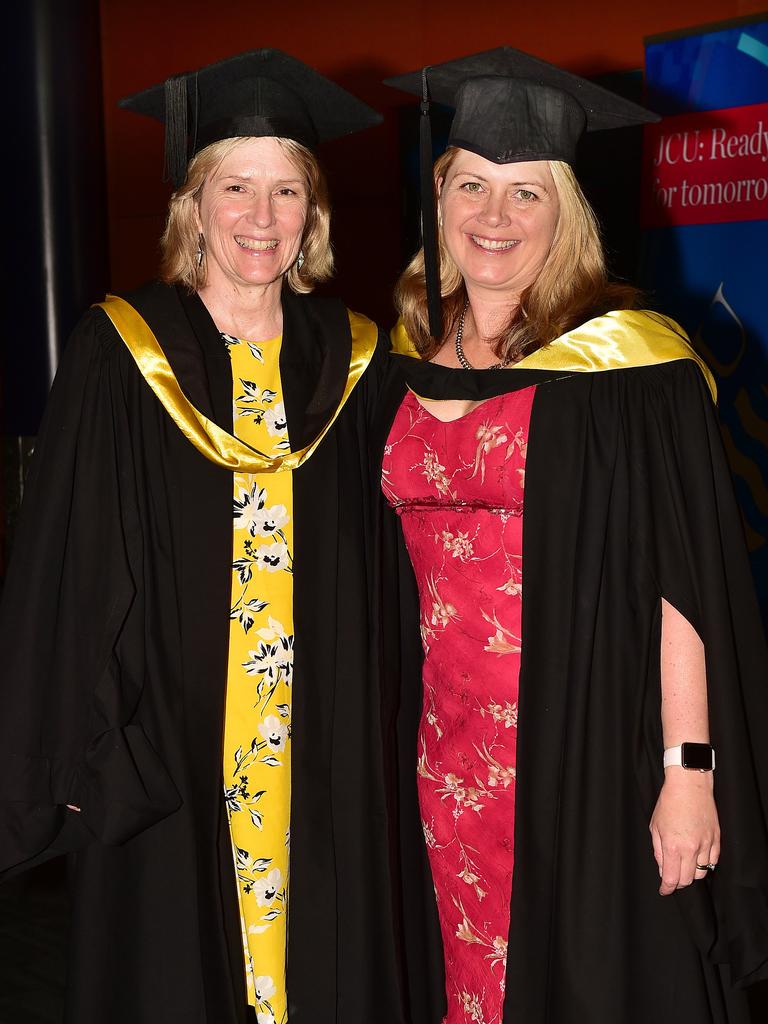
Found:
[2,0,109,567]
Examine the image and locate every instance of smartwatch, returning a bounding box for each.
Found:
[663,742,715,772]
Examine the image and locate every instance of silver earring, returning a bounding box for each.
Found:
[196,233,205,267]
[296,249,305,272]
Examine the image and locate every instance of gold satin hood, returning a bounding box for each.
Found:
[97,294,379,473]
[390,309,717,402]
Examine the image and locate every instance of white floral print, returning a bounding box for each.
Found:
[223,330,293,1022]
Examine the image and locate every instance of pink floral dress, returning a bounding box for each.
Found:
[382,385,536,1024]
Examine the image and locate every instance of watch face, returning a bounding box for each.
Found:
[681,742,713,771]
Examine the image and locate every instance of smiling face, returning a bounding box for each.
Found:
[438,151,560,301]
[194,136,308,294]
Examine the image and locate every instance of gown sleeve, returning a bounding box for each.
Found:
[0,309,179,876]
[626,357,768,986]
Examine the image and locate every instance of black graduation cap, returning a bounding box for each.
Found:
[120,48,382,187]
[385,47,660,338]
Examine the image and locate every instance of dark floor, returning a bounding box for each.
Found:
[1,861,768,1023]
[751,984,768,1024]
[0,861,68,1024]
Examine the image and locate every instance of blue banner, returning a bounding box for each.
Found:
[642,18,768,618]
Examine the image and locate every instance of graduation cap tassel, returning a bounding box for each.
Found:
[163,74,189,188]
[419,68,443,340]
[190,71,200,158]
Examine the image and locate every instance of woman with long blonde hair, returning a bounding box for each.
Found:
[376,46,768,1024]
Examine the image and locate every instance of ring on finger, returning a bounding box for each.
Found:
[695,862,717,871]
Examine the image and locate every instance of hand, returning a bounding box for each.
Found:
[649,768,719,895]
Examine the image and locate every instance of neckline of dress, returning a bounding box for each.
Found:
[220,331,281,347]
[406,386,526,426]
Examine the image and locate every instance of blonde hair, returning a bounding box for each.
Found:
[159,136,333,294]
[395,150,639,361]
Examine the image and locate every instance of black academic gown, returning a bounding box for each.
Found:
[0,281,402,1024]
[372,351,768,1024]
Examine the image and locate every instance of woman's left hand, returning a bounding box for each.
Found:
[649,768,720,895]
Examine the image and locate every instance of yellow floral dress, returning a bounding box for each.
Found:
[223,331,293,1023]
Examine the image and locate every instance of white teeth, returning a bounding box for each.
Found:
[471,235,518,251]
[235,237,278,251]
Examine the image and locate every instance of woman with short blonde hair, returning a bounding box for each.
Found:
[161,135,334,295]
[0,49,402,1024]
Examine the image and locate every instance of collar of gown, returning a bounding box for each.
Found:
[389,309,717,403]
[96,291,379,473]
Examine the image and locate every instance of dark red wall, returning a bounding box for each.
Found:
[99,0,766,323]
